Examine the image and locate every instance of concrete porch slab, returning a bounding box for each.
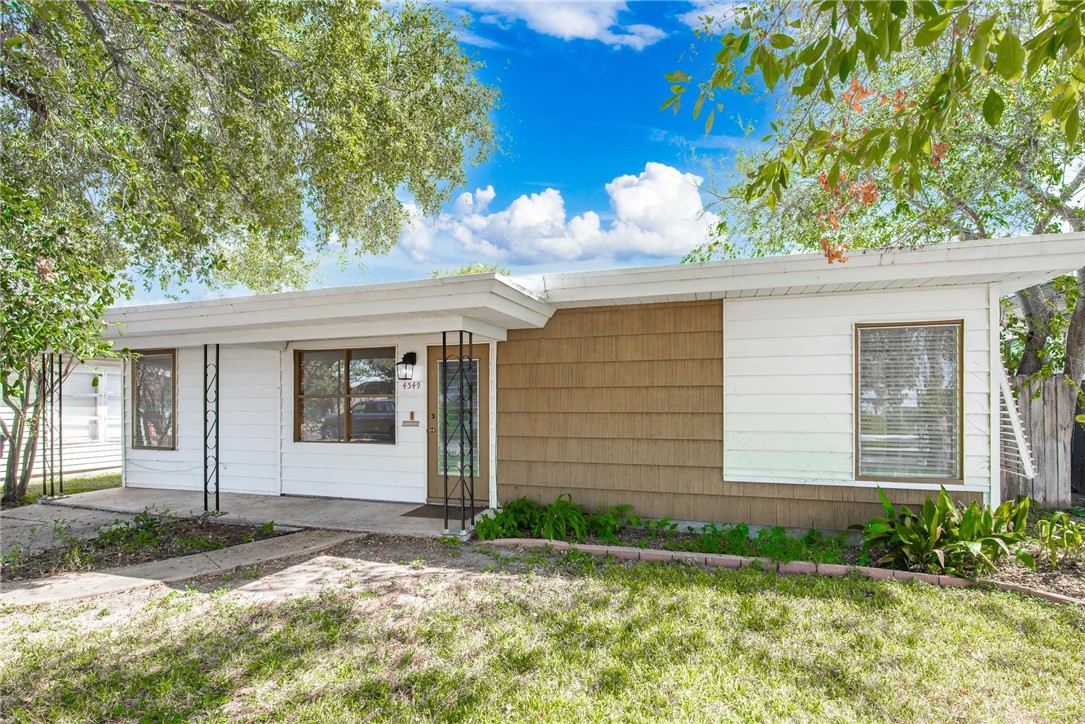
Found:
[44,488,460,538]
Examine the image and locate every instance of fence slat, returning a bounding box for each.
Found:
[1003,374,1074,509]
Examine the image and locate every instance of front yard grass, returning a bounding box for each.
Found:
[2,546,1083,722]
[5,472,121,508]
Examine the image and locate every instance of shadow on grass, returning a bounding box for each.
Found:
[4,544,1083,722]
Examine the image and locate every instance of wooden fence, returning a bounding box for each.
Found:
[1002,374,1077,509]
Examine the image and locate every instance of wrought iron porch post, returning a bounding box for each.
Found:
[203,344,220,512]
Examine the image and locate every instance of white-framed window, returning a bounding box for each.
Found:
[132,350,176,450]
[855,322,963,482]
[294,347,397,444]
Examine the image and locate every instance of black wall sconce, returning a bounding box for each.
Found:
[396,352,417,381]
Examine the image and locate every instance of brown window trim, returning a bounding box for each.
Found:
[131,348,177,451]
[853,320,965,484]
[293,347,397,445]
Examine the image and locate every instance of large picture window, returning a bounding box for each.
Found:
[132,350,175,449]
[295,348,396,444]
[856,322,962,482]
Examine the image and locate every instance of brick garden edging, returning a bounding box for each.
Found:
[483,538,1085,610]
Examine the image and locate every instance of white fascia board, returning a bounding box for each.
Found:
[105,276,551,341]
[537,233,1085,306]
[106,315,508,350]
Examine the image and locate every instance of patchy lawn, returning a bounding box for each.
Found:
[2,472,121,509]
[1,540,1082,722]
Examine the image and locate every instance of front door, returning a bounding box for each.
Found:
[427,344,490,505]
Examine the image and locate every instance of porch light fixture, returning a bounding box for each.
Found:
[396,352,417,381]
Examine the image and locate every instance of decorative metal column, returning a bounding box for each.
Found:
[38,352,65,497]
[441,331,476,535]
[203,344,221,512]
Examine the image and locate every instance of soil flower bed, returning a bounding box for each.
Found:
[1,510,285,582]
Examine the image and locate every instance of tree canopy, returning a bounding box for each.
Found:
[0,0,497,501]
[1,0,497,293]
[670,0,1084,382]
[667,0,1084,210]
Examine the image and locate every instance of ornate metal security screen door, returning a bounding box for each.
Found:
[427,336,490,535]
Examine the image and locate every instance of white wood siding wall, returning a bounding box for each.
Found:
[723,286,992,488]
[279,334,433,503]
[1,361,123,480]
[122,334,496,503]
[218,347,280,494]
[124,347,203,491]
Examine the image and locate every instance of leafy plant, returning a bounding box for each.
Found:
[475,497,543,541]
[95,509,169,551]
[1036,512,1085,569]
[533,494,587,542]
[663,523,846,564]
[856,488,1034,576]
[586,505,639,542]
[643,518,679,541]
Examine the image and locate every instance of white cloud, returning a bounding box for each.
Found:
[398,162,719,265]
[463,1,665,50]
[677,1,740,31]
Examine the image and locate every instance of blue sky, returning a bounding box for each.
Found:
[142,1,772,301]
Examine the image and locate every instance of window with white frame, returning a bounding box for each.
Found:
[856,322,962,481]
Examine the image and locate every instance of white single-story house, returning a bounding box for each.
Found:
[1,359,123,484]
[102,234,1085,530]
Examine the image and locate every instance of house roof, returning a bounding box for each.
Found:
[105,232,1084,347]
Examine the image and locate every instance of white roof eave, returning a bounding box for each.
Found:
[104,233,1084,344]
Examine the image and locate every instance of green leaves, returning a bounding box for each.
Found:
[769,33,795,49]
[855,488,1034,576]
[668,1,1085,206]
[995,30,1026,82]
[982,89,1005,126]
[913,13,952,47]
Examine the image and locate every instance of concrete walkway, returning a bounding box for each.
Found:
[0,528,358,607]
[45,487,452,537]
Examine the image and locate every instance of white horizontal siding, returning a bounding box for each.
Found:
[279,334,440,503]
[125,347,202,491]
[218,346,280,494]
[724,286,992,486]
[1,360,123,482]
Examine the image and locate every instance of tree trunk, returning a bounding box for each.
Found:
[2,365,43,504]
[2,406,37,503]
[1016,284,1056,376]
[1063,268,1085,386]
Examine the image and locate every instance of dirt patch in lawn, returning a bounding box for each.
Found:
[1,511,286,582]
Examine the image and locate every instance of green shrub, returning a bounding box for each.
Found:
[533,494,587,542]
[477,496,642,543]
[585,505,640,542]
[856,488,1034,576]
[643,518,679,541]
[475,497,542,540]
[1036,512,1085,568]
[96,509,168,551]
[664,523,846,564]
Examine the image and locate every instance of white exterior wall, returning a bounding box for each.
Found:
[723,286,992,490]
[1,360,123,480]
[279,334,434,502]
[124,347,203,491]
[123,334,497,502]
[218,346,281,494]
